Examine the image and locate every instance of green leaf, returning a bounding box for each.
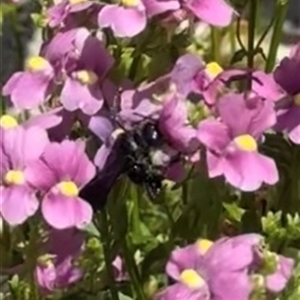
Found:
[223,202,245,222]
[81,222,100,237]
[230,49,247,64]
[118,292,134,300]
[141,243,170,279]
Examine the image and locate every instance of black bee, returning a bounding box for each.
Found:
[79,121,166,211]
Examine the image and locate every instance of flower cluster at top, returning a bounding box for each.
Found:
[1,0,299,298]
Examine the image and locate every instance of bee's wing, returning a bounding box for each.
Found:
[79,139,126,211]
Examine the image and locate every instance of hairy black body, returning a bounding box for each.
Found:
[79,121,165,211]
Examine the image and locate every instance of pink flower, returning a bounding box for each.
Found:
[197,93,279,191]
[43,27,114,115]
[35,229,84,293]
[46,0,96,28]
[273,42,300,144]
[156,235,262,300]
[0,118,49,225]
[182,0,235,27]
[26,140,96,229]
[98,0,180,37]
[2,56,54,109]
[158,93,199,153]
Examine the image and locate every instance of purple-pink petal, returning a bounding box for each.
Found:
[2,71,53,109]
[74,29,114,78]
[274,57,300,95]
[69,1,93,13]
[275,104,300,144]
[197,119,231,153]
[159,94,199,152]
[289,123,300,144]
[252,71,285,101]
[93,144,114,170]
[166,244,201,280]
[265,256,294,293]
[42,193,92,229]
[46,0,68,27]
[154,282,210,300]
[210,270,251,300]
[222,150,279,191]
[35,264,57,293]
[42,140,95,187]
[0,186,39,225]
[54,256,83,286]
[143,0,180,18]
[186,0,235,27]
[88,115,114,142]
[98,5,147,38]
[1,126,49,168]
[217,93,276,139]
[204,234,262,272]
[24,112,63,131]
[171,53,204,96]
[25,159,58,192]
[61,77,103,115]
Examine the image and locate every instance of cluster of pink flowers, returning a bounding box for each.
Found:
[1,0,299,297]
[156,234,294,300]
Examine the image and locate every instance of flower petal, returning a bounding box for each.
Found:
[210,270,251,300]
[3,71,53,109]
[89,115,114,142]
[197,119,230,152]
[223,150,279,191]
[265,256,294,293]
[186,0,234,27]
[42,193,92,229]
[166,244,202,280]
[217,93,276,138]
[0,186,39,225]
[98,5,146,38]
[61,77,103,115]
[154,282,210,300]
[144,0,180,18]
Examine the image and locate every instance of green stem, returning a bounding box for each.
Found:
[130,185,141,234]
[255,16,275,51]
[97,211,119,300]
[229,23,236,54]
[121,237,147,300]
[236,17,246,51]
[11,9,24,69]
[265,0,290,72]
[286,146,300,214]
[27,221,40,300]
[0,96,6,115]
[247,0,258,71]
[210,27,221,62]
[128,54,142,82]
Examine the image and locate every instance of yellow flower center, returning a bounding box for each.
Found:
[294,93,300,106]
[196,239,214,254]
[26,56,49,72]
[57,181,79,197]
[234,134,257,152]
[121,0,140,7]
[180,269,205,289]
[4,170,26,185]
[69,0,87,4]
[76,70,98,85]
[205,62,223,79]
[0,115,18,129]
